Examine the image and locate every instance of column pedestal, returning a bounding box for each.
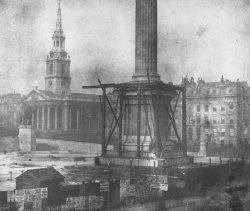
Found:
[18,125,36,152]
[199,140,207,157]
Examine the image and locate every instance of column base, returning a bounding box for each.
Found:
[131,72,161,83]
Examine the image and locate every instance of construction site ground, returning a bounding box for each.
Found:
[1,152,250,210]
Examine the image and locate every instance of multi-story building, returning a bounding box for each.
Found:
[171,76,250,149]
[0,93,22,128]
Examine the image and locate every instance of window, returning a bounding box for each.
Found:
[197,127,201,142]
[212,139,216,146]
[56,41,59,47]
[213,129,217,136]
[205,128,209,133]
[50,64,53,75]
[221,129,225,137]
[197,117,201,124]
[213,107,217,113]
[188,128,193,140]
[221,140,225,146]
[188,116,193,124]
[221,116,225,124]
[205,105,209,112]
[205,116,209,125]
[230,128,235,136]
[62,91,65,95]
[229,105,234,110]
[197,105,201,112]
[229,140,234,147]
[213,118,217,124]
[221,105,225,112]
[229,118,234,124]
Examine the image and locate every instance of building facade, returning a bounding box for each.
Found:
[171,76,250,149]
[0,93,22,128]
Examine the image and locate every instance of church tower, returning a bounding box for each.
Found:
[45,1,71,95]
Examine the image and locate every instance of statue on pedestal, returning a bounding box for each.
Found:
[20,106,33,125]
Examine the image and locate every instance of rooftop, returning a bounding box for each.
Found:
[16,167,64,182]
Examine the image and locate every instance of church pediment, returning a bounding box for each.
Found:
[24,90,48,102]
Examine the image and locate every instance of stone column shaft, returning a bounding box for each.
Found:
[77,109,80,130]
[132,0,160,82]
[64,106,68,131]
[55,107,58,130]
[42,107,45,130]
[37,108,39,130]
[32,112,34,126]
[69,109,72,130]
[47,106,50,130]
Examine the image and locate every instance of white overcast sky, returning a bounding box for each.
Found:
[1,0,250,95]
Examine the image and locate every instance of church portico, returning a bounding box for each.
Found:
[23,89,101,134]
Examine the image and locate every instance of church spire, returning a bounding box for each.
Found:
[46,0,71,95]
[54,0,63,36]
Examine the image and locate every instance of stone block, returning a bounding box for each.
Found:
[18,125,36,152]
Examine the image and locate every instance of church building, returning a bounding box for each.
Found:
[22,2,102,141]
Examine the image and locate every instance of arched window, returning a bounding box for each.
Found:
[60,41,63,47]
[50,64,53,75]
[56,41,59,47]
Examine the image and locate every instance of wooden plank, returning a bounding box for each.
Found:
[119,89,123,157]
[102,88,106,156]
[82,82,184,91]
[182,88,187,156]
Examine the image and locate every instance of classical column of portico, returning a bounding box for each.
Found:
[37,108,40,130]
[77,109,80,130]
[69,108,72,130]
[47,106,50,130]
[64,104,69,131]
[42,107,45,130]
[80,108,83,130]
[32,112,34,126]
[55,107,58,130]
[131,0,160,82]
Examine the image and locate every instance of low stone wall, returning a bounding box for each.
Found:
[99,156,192,167]
[207,147,250,158]
[36,138,114,155]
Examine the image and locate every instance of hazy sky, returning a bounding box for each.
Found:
[1,0,250,95]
